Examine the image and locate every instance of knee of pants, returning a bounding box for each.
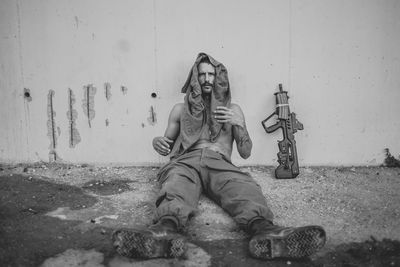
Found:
[156,176,201,208]
[155,191,186,208]
[211,177,265,203]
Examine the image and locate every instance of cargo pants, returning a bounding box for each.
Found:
[155,148,274,232]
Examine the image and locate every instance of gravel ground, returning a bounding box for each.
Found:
[1,163,399,266]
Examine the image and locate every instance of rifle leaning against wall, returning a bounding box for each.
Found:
[261,84,303,179]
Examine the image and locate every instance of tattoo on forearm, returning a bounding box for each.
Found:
[234,125,252,158]
[234,125,252,148]
[238,132,251,147]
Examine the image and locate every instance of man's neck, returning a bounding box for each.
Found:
[202,94,211,105]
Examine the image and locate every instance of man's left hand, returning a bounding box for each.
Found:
[213,106,244,127]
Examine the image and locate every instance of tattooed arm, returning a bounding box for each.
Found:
[213,104,253,159]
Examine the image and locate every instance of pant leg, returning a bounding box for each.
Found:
[203,150,274,231]
[155,155,202,230]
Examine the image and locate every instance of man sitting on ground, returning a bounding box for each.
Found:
[113,53,326,260]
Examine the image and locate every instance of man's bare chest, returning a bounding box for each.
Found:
[199,123,232,142]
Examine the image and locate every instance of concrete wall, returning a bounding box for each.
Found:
[1,0,399,166]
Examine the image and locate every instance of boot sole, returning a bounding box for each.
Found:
[249,226,326,259]
[113,229,186,259]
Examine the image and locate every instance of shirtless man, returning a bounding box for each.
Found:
[113,53,326,260]
[154,64,251,161]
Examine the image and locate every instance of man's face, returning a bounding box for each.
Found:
[198,62,216,94]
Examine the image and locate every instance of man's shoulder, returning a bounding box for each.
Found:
[172,103,185,112]
[229,103,242,111]
[229,103,246,117]
[169,103,184,121]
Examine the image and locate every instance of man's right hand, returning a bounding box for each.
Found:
[153,136,174,156]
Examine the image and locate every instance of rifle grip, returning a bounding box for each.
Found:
[261,112,281,133]
[264,120,283,133]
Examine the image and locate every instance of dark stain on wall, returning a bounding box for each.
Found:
[121,85,128,95]
[47,90,59,161]
[82,84,96,128]
[67,88,81,148]
[104,82,112,101]
[147,105,157,125]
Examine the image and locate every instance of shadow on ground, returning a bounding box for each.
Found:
[0,174,115,267]
[1,165,400,266]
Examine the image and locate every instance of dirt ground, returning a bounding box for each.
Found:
[0,163,399,267]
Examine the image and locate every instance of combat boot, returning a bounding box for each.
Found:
[248,220,326,260]
[112,218,187,259]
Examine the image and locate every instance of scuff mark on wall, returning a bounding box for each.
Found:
[74,15,79,29]
[47,90,59,162]
[67,88,81,148]
[82,84,96,128]
[118,39,131,53]
[147,106,157,125]
[104,82,111,100]
[105,119,109,127]
[121,85,128,95]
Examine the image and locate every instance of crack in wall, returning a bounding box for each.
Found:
[82,84,96,128]
[47,90,59,161]
[67,88,81,148]
[16,0,25,84]
[22,88,32,159]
